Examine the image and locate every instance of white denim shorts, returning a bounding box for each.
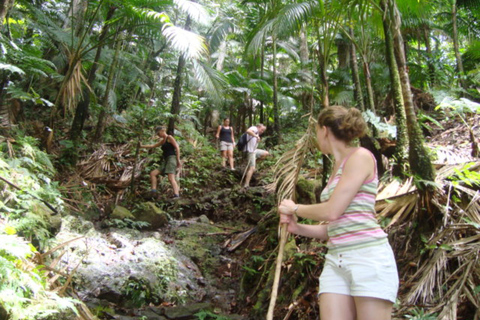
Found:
[319,242,399,303]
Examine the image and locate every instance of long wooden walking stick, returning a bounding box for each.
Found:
[266,116,317,320]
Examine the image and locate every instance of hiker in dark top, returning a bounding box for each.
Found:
[140,126,181,198]
[215,118,236,170]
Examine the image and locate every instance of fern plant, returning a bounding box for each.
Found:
[0,227,79,320]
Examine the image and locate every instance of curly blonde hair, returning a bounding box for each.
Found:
[317,106,366,143]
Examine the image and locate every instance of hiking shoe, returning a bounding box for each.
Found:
[172,194,180,199]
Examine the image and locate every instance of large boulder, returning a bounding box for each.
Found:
[111,205,135,220]
[134,202,169,230]
[53,216,206,308]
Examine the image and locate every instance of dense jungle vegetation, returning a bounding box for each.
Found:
[0,0,480,319]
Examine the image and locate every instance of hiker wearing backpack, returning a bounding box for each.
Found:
[243,123,267,188]
[215,118,236,170]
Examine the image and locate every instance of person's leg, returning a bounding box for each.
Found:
[150,169,160,190]
[227,149,234,169]
[243,152,256,187]
[243,166,255,187]
[319,293,356,320]
[354,297,393,320]
[221,150,227,167]
[167,173,180,196]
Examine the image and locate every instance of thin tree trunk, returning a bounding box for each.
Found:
[381,0,408,177]
[69,5,116,140]
[272,36,280,139]
[260,42,265,124]
[424,28,435,87]
[94,31,122,141]
[168,53,186,135]
[390,0,435,182]
[299,25,309,65]
[363,61,375,113]
[0,0,14,31]
[350,28,365,111]
[168,17,191,135]
[452,0,467,90]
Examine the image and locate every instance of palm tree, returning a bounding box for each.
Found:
[388,0,436,183]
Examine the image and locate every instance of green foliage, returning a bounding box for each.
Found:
[104,218,151,230]
[195,310,230,320]
[122,278,156,308]
[434,94,480,119]
[0,227,78,320]
[58,139,87,167]
[362,110,397,139]
[448,162,480,187]
[0,136,64,250]
[405,307,437,320]
[416,110,444,134]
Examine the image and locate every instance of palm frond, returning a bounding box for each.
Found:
[274,2,317,38]
[173,0,211,26]
[191,59,227,101]
[0,63,24,75]
[162,25,208,59]
[276,40,300,62]
[208,18,236,53]
[271,116,318,203]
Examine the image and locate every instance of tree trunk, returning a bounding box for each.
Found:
[390,0,435,182]
[0,0,14,31]
[168,53,186,135]
[69,5,117,140]
[94,31,122,141]
[363,61,375,113]
[260,41,265,124]
[452,0,467,90]
[424,28,435,86]
[350,28,364,111]
[299,25,309,65]
[168,17,191,135]
[272,36,280,140]
[381,0,408,177]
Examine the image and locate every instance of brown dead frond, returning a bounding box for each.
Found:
[35,236,96,320]
[56,51,91,117]
[266,115,319,320]
[77,143,147,189]
[390,161,480,319]
[269,115,319,204]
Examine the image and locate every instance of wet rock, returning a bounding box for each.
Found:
[111,206,135,220]
[54,216,205,308]
[197,215,210,224]
[134,202,169,229]
[162,302,212,319]
[31,201,62,235]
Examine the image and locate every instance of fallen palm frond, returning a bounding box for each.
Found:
[376,161,480,319]
[77,143,147,189]
[266,115,319,320]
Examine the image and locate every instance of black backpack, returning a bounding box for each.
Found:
[236,133,252,152]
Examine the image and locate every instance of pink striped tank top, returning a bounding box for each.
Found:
[320,148,387,253]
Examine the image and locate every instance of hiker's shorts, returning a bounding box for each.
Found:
[220,141,234,151]
[161,155,177,175]
[247,152,256,167]
[318,242,398,303]
[255,149,269,158]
